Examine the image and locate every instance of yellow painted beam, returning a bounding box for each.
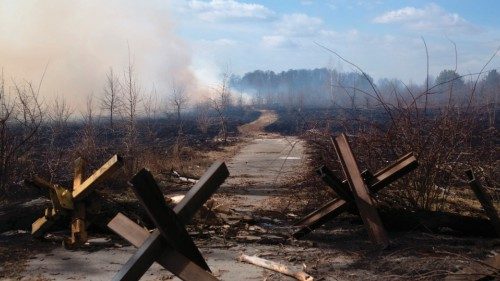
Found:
[72,155,123,200]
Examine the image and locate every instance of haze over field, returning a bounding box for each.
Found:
[0,0,198,109]
[0,0,499,110]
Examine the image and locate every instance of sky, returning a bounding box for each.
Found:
[0,0,499,110]
[172,0,500,84]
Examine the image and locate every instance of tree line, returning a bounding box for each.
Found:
[230,68,499,110]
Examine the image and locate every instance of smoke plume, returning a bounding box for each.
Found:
[0,0,198,111]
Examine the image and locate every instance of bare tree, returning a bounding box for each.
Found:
[101,67,121,130]
[49,95,73,134]
[143,86,160,142]
[0,73,44,195]
[195,101,211,135]
[210,72,232,142]
[78,93,98,160]
[122,52,140,154]
[44,95,73,180]
[168,80,188,124]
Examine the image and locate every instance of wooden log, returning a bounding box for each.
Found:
[466,169,500,237]
[332,133,389,248]
[238,254,313,281]
[129,168,210,271]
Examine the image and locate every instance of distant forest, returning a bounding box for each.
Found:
[229,68,500,109]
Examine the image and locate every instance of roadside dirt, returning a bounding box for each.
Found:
[3,110,498,280]
[9,110,310,281]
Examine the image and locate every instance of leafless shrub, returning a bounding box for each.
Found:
[0,72,44,197]
[122,51,141,156]
[43,95,74,181]
[210,72,233,142]
[315,42,499,211]
[101,67,122,130]
[195,101,211,135]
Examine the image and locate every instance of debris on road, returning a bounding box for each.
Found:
[238,253,314,281]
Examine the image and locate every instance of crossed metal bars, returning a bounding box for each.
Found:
[293,133,418,248]
[31,155,123,247]
[108,161,229,281]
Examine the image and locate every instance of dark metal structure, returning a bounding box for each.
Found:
[109,161,229,281]
[293,133,418,248]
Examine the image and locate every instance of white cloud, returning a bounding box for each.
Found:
[261,35,297,48]
[188,0,274,21]
[373,3,479,34]
[277,13,323,37]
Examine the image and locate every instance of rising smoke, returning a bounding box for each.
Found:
[0,0,199,111]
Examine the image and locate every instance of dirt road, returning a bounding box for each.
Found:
[17,110,309,281]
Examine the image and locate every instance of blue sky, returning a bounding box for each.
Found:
[170,0,500,83]
[1,0,498,109]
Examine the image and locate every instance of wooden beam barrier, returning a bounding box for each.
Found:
[72,155,124,200]
[109,161,229,281]
[30,155,123,247]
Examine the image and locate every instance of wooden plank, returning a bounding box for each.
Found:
[72,155,123,200]
[32,190,63,237]
[174,161,229,223]
[108,213,218,281]
[31,216,55,237]
[73,157,85,190]
[332,133,389,247]
[466,169,500,237]
[130,169,210,271]
[66,202,87,247]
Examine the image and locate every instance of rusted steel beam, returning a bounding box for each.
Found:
[174,161,230,222]
[112,229,167,281]
[129,169,210,271]
[110,162,228,281]
[332,133,389,247]
[316,166,353,201]
[466,169,500,237]
[108,213,218,281]
[293,149,417,239]
[367,152,417,193]
[292,198,350,239]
